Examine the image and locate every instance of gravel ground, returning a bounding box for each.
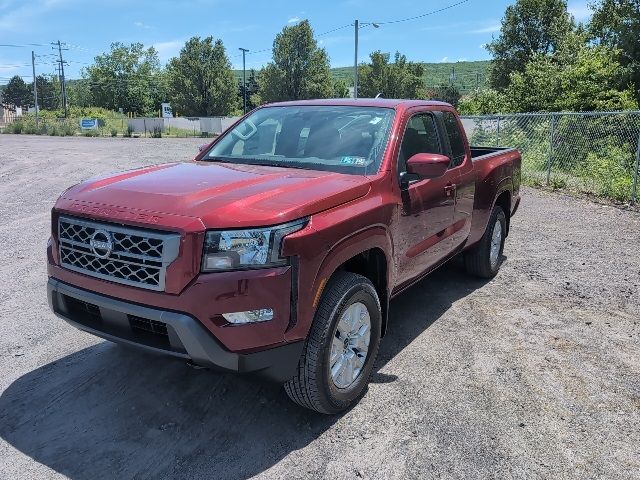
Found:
[0,135,638,480]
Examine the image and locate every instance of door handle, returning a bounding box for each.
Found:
[444,184,457,197]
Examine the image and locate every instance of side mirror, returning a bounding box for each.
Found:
[406,153,450,179]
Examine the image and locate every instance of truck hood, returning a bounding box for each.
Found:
[61,162,371,229]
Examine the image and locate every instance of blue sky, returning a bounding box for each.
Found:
[0,0,593,85]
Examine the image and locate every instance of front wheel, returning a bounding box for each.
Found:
[464,205,507,278]
[284,271,381,414]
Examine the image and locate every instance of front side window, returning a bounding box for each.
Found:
[397,113,441,174]
[204,106,395,175]
[442,111,466,167]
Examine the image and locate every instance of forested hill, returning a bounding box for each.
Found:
[233,60,490,93]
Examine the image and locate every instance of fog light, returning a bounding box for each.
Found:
[222,309,274,324]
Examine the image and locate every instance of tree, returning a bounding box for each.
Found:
[458,89,507,115]
[487,0,575,90]
[2,75,31,107]
[504,45,637,112]
[428,85,462,108]
[66,78,93,108]
[257,20,334,102]
[238,69,260,111]
[33,75,58,110]
[85,42,164,114]
[358,51,426,99]
[333,79,349,98]
[166,37,239,116]
[590,0,640,104]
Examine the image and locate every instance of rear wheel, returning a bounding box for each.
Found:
[464,206,506,278]
[284,271,381,414]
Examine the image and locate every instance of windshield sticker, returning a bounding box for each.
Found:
[369,117,382,124]
[341,156,367,165]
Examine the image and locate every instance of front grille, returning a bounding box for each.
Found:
[65,296,102,323]
[58,216,180,291]
[128,314,169,337]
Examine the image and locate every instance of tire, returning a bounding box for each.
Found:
[464,206,507,278]
[284,271,382,414]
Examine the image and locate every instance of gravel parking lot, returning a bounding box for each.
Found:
[1,135,639,480]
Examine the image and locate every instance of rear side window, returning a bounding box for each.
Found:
[442,112,466,167]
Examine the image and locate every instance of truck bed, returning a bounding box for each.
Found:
[470,146,517,161]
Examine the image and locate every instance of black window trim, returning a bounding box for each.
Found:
[436,110,467,169]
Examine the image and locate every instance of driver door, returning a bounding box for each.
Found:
[394,111,458,288]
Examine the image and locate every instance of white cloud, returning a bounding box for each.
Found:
[469,24,500,34]
[288,16,301,23]
[457,57,468,62]
[134,21,152,29]
[568,2,592,22]
[440,56,449,63]
[0,0,71,32]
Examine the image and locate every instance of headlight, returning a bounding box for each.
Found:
[201,218,307,272]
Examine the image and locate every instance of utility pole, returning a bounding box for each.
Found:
[239,47,249,114]
[475,71,480,92]
[449,66,457,85]
[354,19,359,99]
[31,51,39,128]
[52,40,68,117]
[352,20,379,99]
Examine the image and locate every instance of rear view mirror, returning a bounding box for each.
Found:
[406,153,450,179]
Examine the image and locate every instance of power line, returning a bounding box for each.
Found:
[367,0,472,25]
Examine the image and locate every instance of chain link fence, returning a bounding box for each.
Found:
[460,111,640,204]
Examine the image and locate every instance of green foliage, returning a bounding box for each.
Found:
[34,75,58,110]
[2,76,31,107]
[151,125,162,138]
[458,89,507,114]
[504,44,638,112]
[358,51,426,99]
[329,61,491,93]
[257,20,334,103]
[590,0,640,105]
[123,124,134,137]
[428,85,462,108]
[167,36,239,116]
[579,145,634,201]
[333,79,349,98]
[66,79,93,108]
[488,0,575,90]
[110,127,118,137]
[238,69,260,111]
[85,42,165,115]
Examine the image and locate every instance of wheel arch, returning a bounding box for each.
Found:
[311,227,393,337]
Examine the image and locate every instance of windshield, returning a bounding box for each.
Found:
[203,105,395,175]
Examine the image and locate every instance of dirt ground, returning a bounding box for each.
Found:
[0,135,638,480]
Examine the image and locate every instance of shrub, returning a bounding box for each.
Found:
[82,129,99,137]
[11,121,24,134]
[60,123,76,137]
[123,124,134,137]
[578,146,633,201]
[110,128,118,137]
[151,125,162,138]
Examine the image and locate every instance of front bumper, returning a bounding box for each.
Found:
[48,278,303,383]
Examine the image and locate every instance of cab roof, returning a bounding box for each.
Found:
[265,98,453,109]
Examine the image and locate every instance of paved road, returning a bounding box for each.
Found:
[1,135,638,479]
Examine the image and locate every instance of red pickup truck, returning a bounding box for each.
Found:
[47,99,521,413]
